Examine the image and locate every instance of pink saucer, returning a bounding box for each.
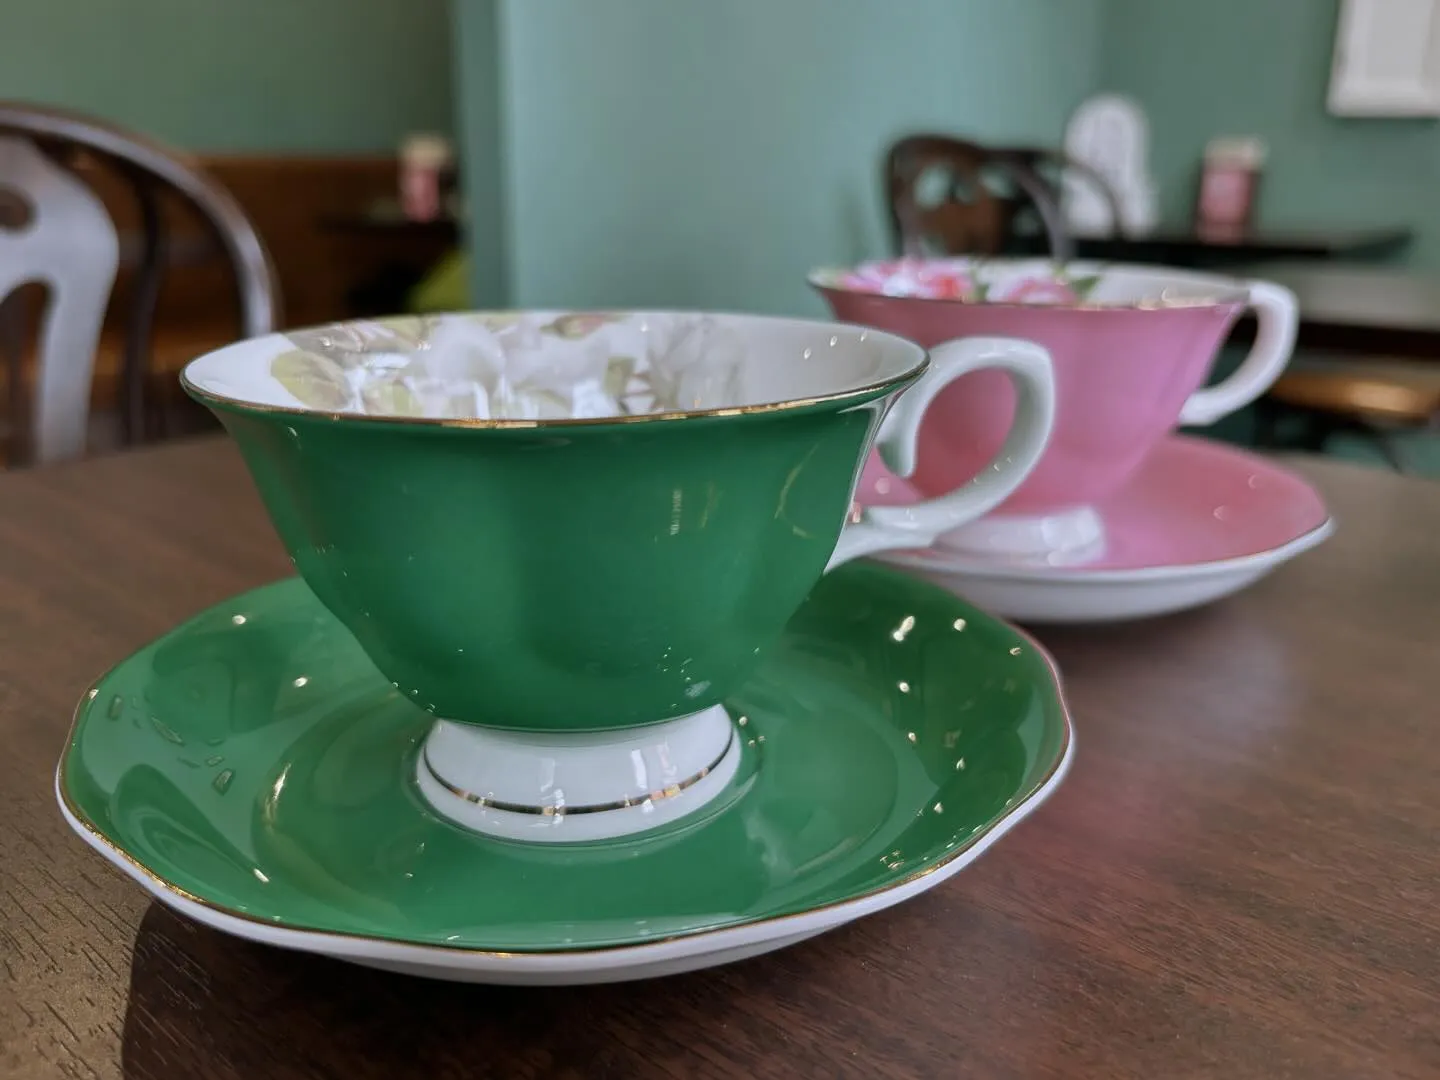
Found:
[859,436,1329,572]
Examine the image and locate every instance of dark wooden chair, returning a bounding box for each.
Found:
[884,135,1120,260]
[997,144,1126,246]
[0,102,280,466]
[884,135,1056,257]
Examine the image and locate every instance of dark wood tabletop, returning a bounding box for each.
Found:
[2,438,1437,1080]
[1092,224,1411,263]
[1010,225,1413,269]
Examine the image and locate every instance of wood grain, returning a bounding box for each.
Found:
[1,440,1437,1079]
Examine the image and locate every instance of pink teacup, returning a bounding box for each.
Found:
[811,257,1298,563]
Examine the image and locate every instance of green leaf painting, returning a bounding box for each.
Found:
[271,350,352,411]
[371,315,437,348]
[543,313,622,339]
[468,313,524,333]
[359,379,423,417]
[602,356,637,399]
[265,313,746,422]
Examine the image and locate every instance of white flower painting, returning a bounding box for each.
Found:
[268,312,750,420]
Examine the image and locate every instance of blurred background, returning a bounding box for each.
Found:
[2,0,1438,470]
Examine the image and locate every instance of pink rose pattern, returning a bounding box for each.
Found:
[991,277,1080,305]
[837,258,1102,306]
[840,258,978,301]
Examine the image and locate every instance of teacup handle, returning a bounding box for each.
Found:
[1177,279,1298,427]
[827,336,1056,571]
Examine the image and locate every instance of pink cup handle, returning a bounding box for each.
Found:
[1178,279,1298,427]
[827,336,1056,570]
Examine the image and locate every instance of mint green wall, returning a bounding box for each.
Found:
[487,0,1104,312]
[452,0,506,307]
[1099,0,1440,267]
[0,0,452,152]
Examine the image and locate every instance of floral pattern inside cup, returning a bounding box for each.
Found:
[823,257,1106,306]
[267,312,750,421]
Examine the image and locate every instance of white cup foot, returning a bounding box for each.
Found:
[415,705,742,843]
[933,505,1106,566]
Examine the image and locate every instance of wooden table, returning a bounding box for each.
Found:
[3,440,1437,1079]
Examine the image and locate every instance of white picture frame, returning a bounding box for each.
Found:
[1329,0,1440,116]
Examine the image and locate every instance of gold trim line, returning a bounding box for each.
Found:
[419,731,736,816]
[179,310,929,430]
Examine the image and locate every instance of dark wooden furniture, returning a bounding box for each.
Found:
[885,134,1075,258]
[996,142,1125,250]
[2,439,1437,1079]
[3,152,431,454]
[1011,225,1413,269]
[318,198,461,316]
[318,197,461,240]
[199,156,426,326]
[0,102,279,462]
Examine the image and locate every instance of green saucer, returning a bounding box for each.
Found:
[59,563,1070,964]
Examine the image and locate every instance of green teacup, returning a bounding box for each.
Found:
[183,311,1054,841]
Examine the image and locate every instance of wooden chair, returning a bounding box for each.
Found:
[885,135,1065,257]
[0,102,280,466]
[997,145,1126,246]
[884,135,1120,260]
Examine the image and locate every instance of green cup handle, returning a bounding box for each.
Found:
[827,336,1056,571]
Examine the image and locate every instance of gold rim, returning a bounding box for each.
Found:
[55,626,1073,962]
[419,730,736,816]
[179,311,929,430]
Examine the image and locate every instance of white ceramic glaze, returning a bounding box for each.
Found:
[871,437,1334,623]
[415,705,744,843]
[182,311,935,421]
[933,505,1106,565]
[828,335,1056,567]
[889,521,1334,623]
